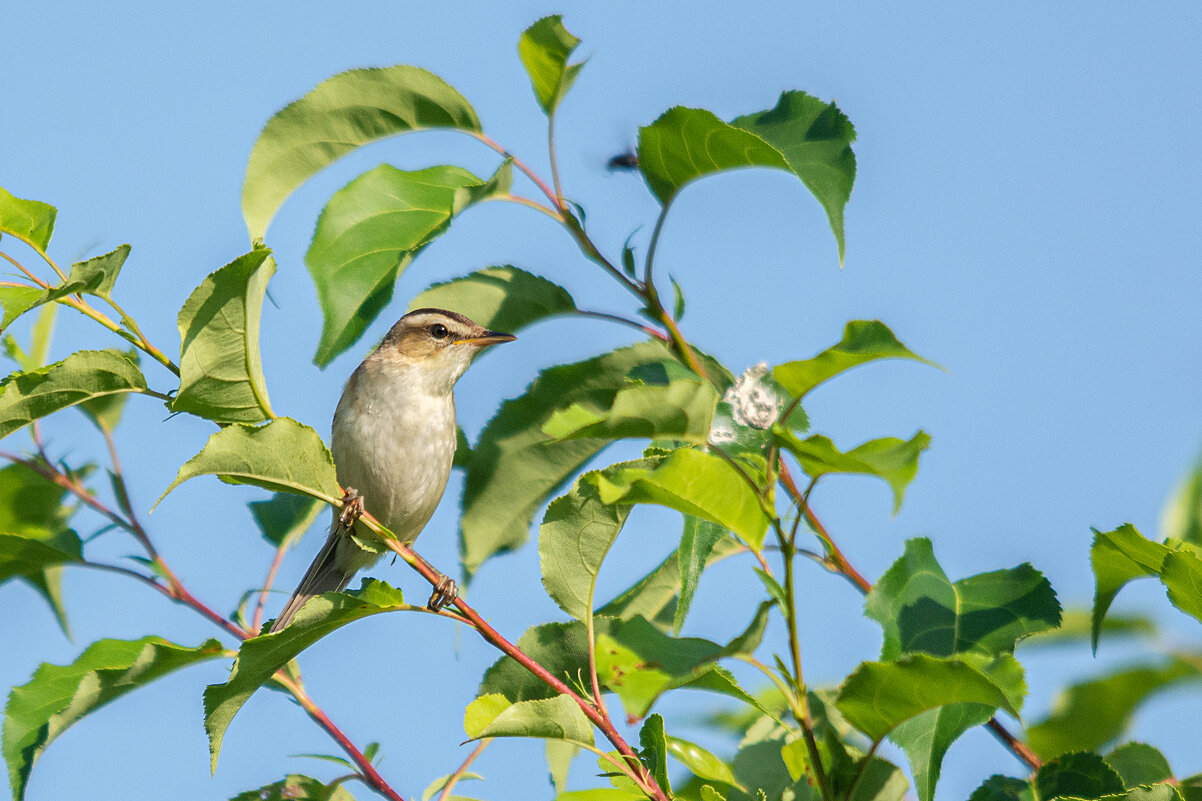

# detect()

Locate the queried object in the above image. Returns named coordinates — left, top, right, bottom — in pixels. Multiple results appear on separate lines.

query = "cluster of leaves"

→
left=3, top=13, right=1202, bottom=801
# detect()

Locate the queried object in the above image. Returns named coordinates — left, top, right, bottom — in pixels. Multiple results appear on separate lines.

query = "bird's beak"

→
left=455, top=330, right=517, bottom=347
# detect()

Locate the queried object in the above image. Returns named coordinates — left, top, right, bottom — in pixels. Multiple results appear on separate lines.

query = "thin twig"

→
left=438, top=740, right=489, bottom=801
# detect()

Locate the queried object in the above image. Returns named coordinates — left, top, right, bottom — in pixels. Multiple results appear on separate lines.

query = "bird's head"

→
left=371, top=308, right=515, bottom=393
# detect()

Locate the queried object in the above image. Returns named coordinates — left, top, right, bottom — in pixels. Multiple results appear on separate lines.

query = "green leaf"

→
left=722, top=601, right=773, bottom=658
left=730, top=92, right=857, bottom=265
left=155, top=417, right=340, bottom=509
left=66, top=244, right=129, bottom=299
left=0, top=187, right=56, bottom=252
left=1160, top=549, right=1202, bottom=624
left=968, top=776, right=1035, bottom=801
left=675, top=516, right=725, bottom=634
left=478, top=621, right=591, bottom=703
left=670, top=276, right=685, bottom=321
left=422, top=771, right=483, bottom=801
left=1021, top=609, right=1155, bottom=649
left=595, top=448, right=770, bottom=550
left=543, top=375, right=717, bottom=444
left=79, top=348, right=139, bottom=433
left=637, top=107, right=791, bottom=206
left=249, top=493, right=323, bottom=547
left=667, top=736, right=737, bottom=787
left=518, top=15, right=584, bottom=115
left=4, top=637, right=225, bottom=800
left=231, top=774, right=356, bottom=801
left=0, top=349, right=147, bottom=441
left=639, top=715, right=672, bottom=795
left=1090, top=524, right=1173, bottom=651
left=546, top=740, right=577, bottom=796
left=460, top=341, right=684, bottom=576
left=773, top=320, right=932, bottom=400
left=0, top=287, right=46, bottom=334
left=539, top=473, right=632, bottom=621
left=774, top=430, right=930, bottom=513
left=409, top=266, right=575, bottom=334
left=1035, top=752, right=1125, bottom=801
left=1025, top=658, right=1201, bottom=759
left=241, top=66, right=481, bottom=241
left=836, top=654, right=1019, bottom=742
left=555, top=791, right=643, bottom=801
left=204, top=580, right=412, bottom=771
left=1162, top=449, right=1202, bottom=545
left=866, top=537, right=1062, bottom=660
left=596, top=537, right=741, bottom=630
left=306, top=164, right=498, bottom=366
left=464, top=694, right=593, bottom=744
left=171, top=249, right=276, bottom=423
left=890, top=704, right=997, bottom=801
left=1105, top=743, right=1173, bottom=789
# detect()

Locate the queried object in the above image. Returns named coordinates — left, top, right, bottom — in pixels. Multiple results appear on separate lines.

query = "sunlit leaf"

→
left=891, top=704, right=997, bottom=801
left=546, top=740, right=577, bottom=797
left=518, top=15, right=585, bottom=114
left=543, top=374, right=718, bottom=444
left=968, top=776, right=1034, bottom=801
left=242, top=66, right=481, bottom=241
left=421, top=771, right=483, bottom=801
left=1105, top=743, right=1173, bottom=789
left=595, top=448, right=770, bottom=550
left=1025, top=658, right=1201, bottom=759
left=171, top=249, right=276, bottom=423
left=464, top=694, right=593, bottom=744
left=1160, top=549, right=1202, bottom=625
left=675, top=516, right=725, bottom=634
left=0, top=187, right=56, bottom=252
left=1035, top=752, right=1125, bottom=800
left=65, top=244, right=129, bottom=299
left=155, top=417, right=340, bottom=509
left=0, top=287, right=46, bottom=334
left=461, top=341, right=686, bottom=577
left=774, top=430, right=930, bottom=513
left=204, top=580, right=412, bottom=771
left=1161, top=449, right=1202, bottom=545
left=730, top=92, right=857, bottom=265
left=639, top=715, right=672, bottom=795
left=4, top=637, right=225, bottom=800
left=866, top=537, right=1062, bottom=660
left=306, top=164, right=501, bottom=366
left=1090, top=524, right=1173, bottom=651
left=1020, top=609, right=1155, bottom=649
left=773, top=320, right=931, bottom=400
left=836, top=654, right=1018, bottom=742
left=667, top=736, right=737, bottom=787
left=539, top=472, right=632, bottom=621
left=409, top=266, right=575, bottom=334
left=0, top=349, right=148, bottom=440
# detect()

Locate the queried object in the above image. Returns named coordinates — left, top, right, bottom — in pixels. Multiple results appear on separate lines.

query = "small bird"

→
left=269, top=308, right=515, bottom=632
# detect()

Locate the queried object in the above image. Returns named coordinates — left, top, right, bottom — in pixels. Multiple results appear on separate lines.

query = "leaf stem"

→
left=468, top=131, right=565, bottom=212
left=438, top=740, right=489, bottom=801
left=548, top=112, right=565, bottom=205
left=573, top=308, right=669, bottom=340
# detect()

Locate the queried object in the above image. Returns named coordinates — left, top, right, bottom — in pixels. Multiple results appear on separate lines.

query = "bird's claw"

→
left=339, top=488, right=365, bottom=530
left=427, top=574, right=458, bottom=612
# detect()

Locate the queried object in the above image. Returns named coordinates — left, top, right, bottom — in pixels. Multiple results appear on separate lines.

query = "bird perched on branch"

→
left=270, top=308, right=515, bottom=632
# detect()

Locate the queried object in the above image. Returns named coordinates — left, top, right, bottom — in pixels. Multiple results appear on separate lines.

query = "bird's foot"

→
left=427, top=574, right=459, bottom=612
left=339, top=488, right=365, bottom=530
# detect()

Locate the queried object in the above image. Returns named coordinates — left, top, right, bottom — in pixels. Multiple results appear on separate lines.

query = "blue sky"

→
left=2, top=3, right=1201, bottom=800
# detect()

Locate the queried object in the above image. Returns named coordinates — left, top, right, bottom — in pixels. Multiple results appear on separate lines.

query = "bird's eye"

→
left=429, top=323, right=449, bottom=340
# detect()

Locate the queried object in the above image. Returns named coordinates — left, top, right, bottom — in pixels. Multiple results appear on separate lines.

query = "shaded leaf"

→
left=464, top=694, right=593, bottom=744
left=518, top=15, right=584, bottom=115
left=242, top=66, right=481, bottom=241
left=722, top=601, right=773, bottom=658
left=249, top=493, right=323, bottom=547
left=172, top=249, right=276, bottom=423
left=1025, top=658, right=1201, bottom=759
left=730, top=92, right=857, bottom=265
left=204, top=580, right=412, bottom=771
left=1162, top=449, right=1202, bottom=545
left=461, top=341, right=686, bottom=576
left=968, top=776, right=1034, bottom=801
left=155, top=417, right=341, bottom=509
left=596, top=448, right=769, bottom=550
left=836, top=654, right=1018, bottom=741
left=1160, top=549, right=1202, bottom=624
left=774, top=430, right=930, bottom=513
left=639, top=715, right=672, bottom=796
left=79, top=348, right=139, bottom=433
left=773, top=320, right=931, bottom=400
left=409, top=266, right=575, bottom=334
left=1091, top=524, right=1173, bottom=651
left=539, top=472, right=632, bottom=621
left=231, top=774, right=356, bottom=801
left=4, top=637, right=225, bottom=800
left=1105, top=743, right=1173, bottom=789
left=0, top=187, right=55, bottom=252
left=1035, top=752, right=1125, bottom=800
left=0, top=349, right=147, bottom=441
left=544, top=372, right=717, bottom=445
left=866, top=537, right=1062, bottom=660
left=890, top=704, right=997, bottom=801
left=306, top=164, right=499, bottom=366
left=65, top=244, right=129, bottom=299
left=1021, top=609, right=1155, bottom=649
left=675, top=516, right=725, bottom=635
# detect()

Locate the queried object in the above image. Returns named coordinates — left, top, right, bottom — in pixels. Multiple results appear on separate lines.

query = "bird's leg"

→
left=339, top=487, right=365, bottom=530
left=427, top=574, right=459, bottom=612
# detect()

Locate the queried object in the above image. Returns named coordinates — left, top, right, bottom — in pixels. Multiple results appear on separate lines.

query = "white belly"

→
left=330, top=360, right=457, bottom=545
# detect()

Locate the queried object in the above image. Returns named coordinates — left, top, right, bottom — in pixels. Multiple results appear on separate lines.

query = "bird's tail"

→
left=269, top=528, right=355, bottom=633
